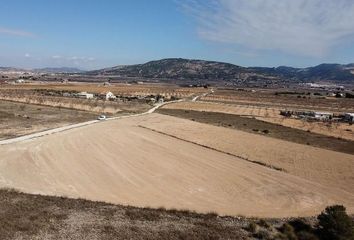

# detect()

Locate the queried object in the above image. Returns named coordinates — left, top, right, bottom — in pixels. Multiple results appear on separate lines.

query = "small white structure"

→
left=77, top=92, right=94, bottom=99
left=313, top=112, right=333, bottom=120
left=15, top=79, right=25, bottom=84
left=344, top=113, right=354, bottom=123
left=103, top=91, right=116, bottom=100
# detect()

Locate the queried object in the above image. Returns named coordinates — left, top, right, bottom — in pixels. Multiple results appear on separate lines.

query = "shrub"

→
left=288, top=219, right=313, bottom=234
left=279, top=223, right=297, bottom=240
left=258, top=219, right=271, bottom=229
left=316, top=205, right=354, bottom=240
left=296, top=231, right=319, bottom=240
left=253, top=229, right=271, bottom=240
left=247, top=221, right=257, bottom=233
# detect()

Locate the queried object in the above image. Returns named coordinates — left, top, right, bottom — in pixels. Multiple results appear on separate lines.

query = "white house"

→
left=15, top=79, right=25, bottom=84
left=103, top=91, right=116, bottom=100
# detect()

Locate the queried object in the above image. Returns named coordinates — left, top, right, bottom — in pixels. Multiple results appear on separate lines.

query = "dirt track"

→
left=0, top=114, right=353, bottom=217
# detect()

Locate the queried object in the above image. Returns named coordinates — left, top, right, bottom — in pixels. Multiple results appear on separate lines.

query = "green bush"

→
left=316, top=205, right=354, bottom=240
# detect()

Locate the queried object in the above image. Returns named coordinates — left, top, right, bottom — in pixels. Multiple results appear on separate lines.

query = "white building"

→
left=344, top=113, right=354, bottom=123
left=15, top=79, right=25, bottom=84
left=104, top=91, right=116, bottom=100
left=77, top=92, right=94, bottom=99
left=313, top=112, right=333, bottom=120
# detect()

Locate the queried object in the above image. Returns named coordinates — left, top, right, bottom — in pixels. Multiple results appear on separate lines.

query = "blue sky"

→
left=1, top=0, right=354, bottom=70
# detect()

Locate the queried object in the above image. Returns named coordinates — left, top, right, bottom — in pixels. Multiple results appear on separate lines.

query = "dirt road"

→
left=0, top=100, right=182, bottom=146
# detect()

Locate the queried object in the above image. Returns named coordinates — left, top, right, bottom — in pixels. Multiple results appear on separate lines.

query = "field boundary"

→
left=137, top=125, right=286, bottom=172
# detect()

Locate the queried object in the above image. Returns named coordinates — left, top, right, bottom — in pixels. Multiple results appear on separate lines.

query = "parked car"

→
left=98, top=115, right=107, bottom=120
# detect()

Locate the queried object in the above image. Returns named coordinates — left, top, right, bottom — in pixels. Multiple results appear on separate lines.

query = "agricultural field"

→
left=0, top=82, right=208, bottom=99
left=0, top=84, right=353, bottom=239
left=157, top=109, right=354, bottom=154
left=0, top=113, right=353, bottom=218
left=201, top=89, right=354, bottom=111
left=162, top=101, right=354, bottom=141
left=0, top=100, right=97, bottom=140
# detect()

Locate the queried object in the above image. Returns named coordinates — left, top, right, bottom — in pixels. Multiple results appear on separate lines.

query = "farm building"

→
left=102, top=91, right=116, bottom=100
left=15, top=79, right=25, bottom=84
left=313, top=112, right=333, bottom=120
left=77, top=92, right=94, bottom=99
left=344, top=113, right=354, bottom=123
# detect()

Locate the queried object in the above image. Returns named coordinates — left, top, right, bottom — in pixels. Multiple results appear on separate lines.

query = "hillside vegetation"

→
left=88, top=58, right=354, bottom=84
left=1, top=189, right=353, bottom=240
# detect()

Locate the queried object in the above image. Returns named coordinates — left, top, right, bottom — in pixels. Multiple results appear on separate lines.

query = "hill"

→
left=88, top=58, right=354, bottom=84
left=34, top=67, right=84, bottom=73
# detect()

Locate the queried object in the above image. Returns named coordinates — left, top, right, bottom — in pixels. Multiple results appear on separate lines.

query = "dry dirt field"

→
left=157, top=109, right=354, bottom=155
left=137, top=114, right=354, bottom=195
left=0, top=100, right=97, bottom=140
left=0, top=82, right=208, bottom=99
left=0, top=113, right=353, bottom=218
left=202, top=89, right=354, bottom=112
left=0, top=88, right=152, bottom=114
left=162, top=101, right=354, bottom=141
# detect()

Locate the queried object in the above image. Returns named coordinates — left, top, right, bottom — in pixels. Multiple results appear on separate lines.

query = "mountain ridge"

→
left=88, top=58, right=354, bottom=84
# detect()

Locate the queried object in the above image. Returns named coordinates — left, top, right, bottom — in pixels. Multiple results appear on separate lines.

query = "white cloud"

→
left=180, top=0, right=354, bottom=57
left=24, top=53, right=30, bottom=58
left=52, top=55, right=62, bottom=59
left=0, top=27, right=35, bottom=37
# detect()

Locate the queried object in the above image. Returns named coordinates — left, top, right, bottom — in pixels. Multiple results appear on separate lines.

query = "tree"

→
left=316, top=205, right=354, bottom=240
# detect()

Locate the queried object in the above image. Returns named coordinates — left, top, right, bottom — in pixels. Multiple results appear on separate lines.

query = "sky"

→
left=1, top=0, right=354, bottom=70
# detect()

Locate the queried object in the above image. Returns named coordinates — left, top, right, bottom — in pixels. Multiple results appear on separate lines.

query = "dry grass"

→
left=0, top=83, right=208, bottom=99
left=0, top=100, right=97, bottom=140
left=0, top=189, right=249, bottom=240
left=202, top=89, right=354, bottom=112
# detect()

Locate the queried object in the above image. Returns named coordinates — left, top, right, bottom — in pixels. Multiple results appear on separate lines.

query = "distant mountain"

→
left=88, top=58, right=354, bottom=84
left=0, top=67, right=29, bottom=72
left=89, top=58, right=245, bottom=80
left=34, top=67, right=84, bottom=74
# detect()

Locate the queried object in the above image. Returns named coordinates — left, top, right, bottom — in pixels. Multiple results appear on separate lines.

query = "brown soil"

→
left=157, top=109, right=354, bottom=155
left=0, top=100, right=97, bottom=140
left=203, top=89, right=354, bottom=112
left=0, top=114, right=353, bottom=218
left=162, top=101, right=354, bottom=141
left=0, top=83, right=208, bottom=99
left=137, top=114, right=354, bottom=196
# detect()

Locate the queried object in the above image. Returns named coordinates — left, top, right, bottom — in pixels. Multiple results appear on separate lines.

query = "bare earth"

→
left=0, top=100, right=97, bottom=140
left=0, top=113, right=353, bottom=218
left=162, top=101, right=354, bottom=141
